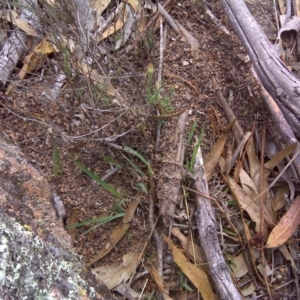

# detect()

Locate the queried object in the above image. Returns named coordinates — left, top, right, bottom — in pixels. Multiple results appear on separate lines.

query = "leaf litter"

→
left=0, top=0, right=300, bottom=298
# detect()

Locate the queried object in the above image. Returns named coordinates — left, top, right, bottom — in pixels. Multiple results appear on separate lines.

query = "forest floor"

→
left=0, top=0, right=297, bottom=299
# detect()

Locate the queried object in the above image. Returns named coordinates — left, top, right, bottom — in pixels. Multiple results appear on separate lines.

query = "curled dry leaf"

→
left=226, top=177, right=261, bottom=232
left=88, top=199, right=139, bottom=266
left=19, top=38, right=55, bottom=80
left=273, top=185, right=290, bottom=212
left=266, top=196, right=300, bottom=248
left=205, top=120, right=236, bottom=181
left=163, top=234, right=218, bottom=300
left=245, top=136, right=260, bottom=181
left=171, top=227, right=207, bottom=268
left=91, top=252, right=140, bottom=290
left=3, top=10, right=39, bottom=37
left=263, top=142, right=297, bottom=181
left=239, top=167, right=259, bottom=199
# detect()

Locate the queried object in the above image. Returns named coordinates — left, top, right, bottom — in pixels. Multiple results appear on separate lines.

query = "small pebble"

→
left=164, top=254, right=173, bottom=263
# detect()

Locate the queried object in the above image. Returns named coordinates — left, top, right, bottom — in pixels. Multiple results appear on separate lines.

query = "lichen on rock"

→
left=0, top=211, right=98, bottom=299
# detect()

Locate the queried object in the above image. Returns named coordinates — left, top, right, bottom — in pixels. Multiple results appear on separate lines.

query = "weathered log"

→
left=219, top=0, right=300, bottom=139
left=0, top=132, right=113, bottom=299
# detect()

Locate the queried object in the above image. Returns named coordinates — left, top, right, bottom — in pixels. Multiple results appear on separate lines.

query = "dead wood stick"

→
left=158, top=109, right=188, bottom=234
left=212, top=76, right=251, bottom=174
left=212, top=76, right=244, bottom=142
left=252, top=70, right=300, bottom=177
left=219, top=0, right=300, bottom=138
left=193, top=144, right=243, bottom=300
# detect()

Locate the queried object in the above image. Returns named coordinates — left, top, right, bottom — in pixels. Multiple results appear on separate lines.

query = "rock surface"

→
left=0, top=132, right=113, bottom=299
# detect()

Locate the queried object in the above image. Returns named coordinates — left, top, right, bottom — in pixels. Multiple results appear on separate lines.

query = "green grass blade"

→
left=137, top=182, right=148, bottom=194
left=123, top=155, right=145, bottom=177
left=187, top=120, right=198, bottom=146
left=113, top=202, right=125, bottom=214
left=124, top=146, right=153, bottom=178
left=66, top=212, right=124, bottom=229
left=102, top=156, right=122, bottom=168
left=71, top=159, right=123, bottom=199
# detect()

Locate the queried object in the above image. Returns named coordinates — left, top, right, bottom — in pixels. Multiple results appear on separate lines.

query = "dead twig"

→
left=193, top=142, right=243, bottom=299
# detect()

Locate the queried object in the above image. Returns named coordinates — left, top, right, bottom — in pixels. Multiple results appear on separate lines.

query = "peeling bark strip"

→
left=157, top=110, right=188, bottom=232
left=219, top=0, right=300, bottom=138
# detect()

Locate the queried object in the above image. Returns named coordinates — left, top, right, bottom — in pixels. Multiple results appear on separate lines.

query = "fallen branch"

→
left=251, top=68, right=300, bottom=177
left=193, top=143, right=243, bottom=299
left=219, top=0, right=300, bottom=138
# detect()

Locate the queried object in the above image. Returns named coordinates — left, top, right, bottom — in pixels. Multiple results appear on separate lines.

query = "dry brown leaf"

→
left=78, top=62, right=117, bottom=97
left=231, top=253, right=249, bottom=278
left=241, top=282, right=256, bottom=296
left=88, top=199, right=139, bottom=266
left=266, top=196, right=300, bottom=248
left=2, top=10, right=39, bottom=37
left=99, top=7, right=128, bottom=41
left=88, top=223, right=130, bottom=266
left=205, top=120, right=236, bottom=181
left=91, top=252, right=140, bottom=290
left=277, top=0, right=286, bottom=14
left=123, top=198, right=139, bottom=223
left=163, top=234, right=218, bottom=300
left=18, top=38, right=55, bottom=80
left=89, top=0, right=111, bottom=17
left=263, top=142, right=297, bottom=180
left=273, top=185, right=289, bottom=212
left=246, top=136, right=260, bottom=181
left=227, top=177, right=261, bottom=232
left=149, top=266, right=164, bottom=292
left=171, top=227, right=207, bottom=267
left=219, top=155, right=226, bottom=173
left=239, top=168, right=259, bottom=199
left=278, top=245, right=297, bottom=271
